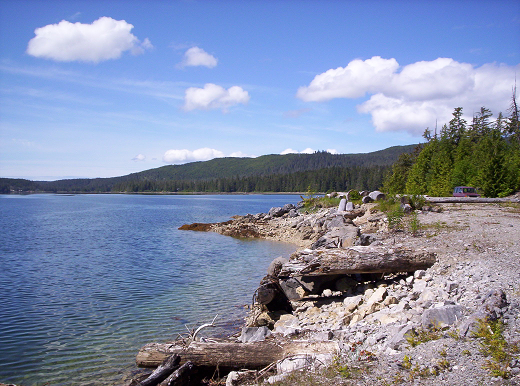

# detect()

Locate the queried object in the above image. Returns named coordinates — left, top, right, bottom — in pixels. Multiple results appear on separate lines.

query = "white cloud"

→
left=297, top=56, right=519, bottom=135
left=26, top=17, right=152, bottom=63
left=296, top=56, right=399, bottom=101
left=179, top=46, right=218, bottom=68
left=162, top=148, right=254, bottom=163
left=183, top=83, right=250, bottom=112
left=281, top=148, right=338, bottom=155
left=229, top=151, right=254, bottom=158
left=132, top=154, right=146, bottom=161
left=163, top=148, right=225, bottom=163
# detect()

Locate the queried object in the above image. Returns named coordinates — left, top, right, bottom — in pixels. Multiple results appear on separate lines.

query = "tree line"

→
left=111, top=165, right=390, bottom=193
left=384, top=94, right=520, bottom=197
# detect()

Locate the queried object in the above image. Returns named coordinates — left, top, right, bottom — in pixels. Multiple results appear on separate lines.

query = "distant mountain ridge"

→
left=1, top=144, right=418, bottom=193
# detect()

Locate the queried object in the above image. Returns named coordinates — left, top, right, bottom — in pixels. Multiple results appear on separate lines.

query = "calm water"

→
left=0, top=194, right=299, bottom=386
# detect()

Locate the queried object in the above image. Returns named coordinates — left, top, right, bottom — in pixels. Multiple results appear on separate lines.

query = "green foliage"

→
left=387, top=204, right=404, bottom=230
left=387, top=104, right=520, bottom=198
left=473, top=318, right=519, bottom=379
left=408, top=211, right=421, bottom=235
left=383, top=151, right=416, bottom=194
left=301, top=195, right=342, bottom=212
left=406, top=324, right=443, bottom=347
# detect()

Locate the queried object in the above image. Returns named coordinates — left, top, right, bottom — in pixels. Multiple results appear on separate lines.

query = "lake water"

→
left=0, top=194, right=299, bottom=386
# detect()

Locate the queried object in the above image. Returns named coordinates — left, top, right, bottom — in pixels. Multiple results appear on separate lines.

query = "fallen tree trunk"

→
left=424, top=196, right=520, bottom=204
left=137, top=340, right=339, bottom=369
left=279, top=246, right=436, bottom=277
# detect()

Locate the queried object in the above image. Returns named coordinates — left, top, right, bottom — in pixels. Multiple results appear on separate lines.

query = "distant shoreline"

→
left=2, top=191, right=309, bottom=196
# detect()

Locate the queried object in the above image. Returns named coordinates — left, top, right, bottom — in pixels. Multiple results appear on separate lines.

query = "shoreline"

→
left=133, top=195, right=520, bottom=385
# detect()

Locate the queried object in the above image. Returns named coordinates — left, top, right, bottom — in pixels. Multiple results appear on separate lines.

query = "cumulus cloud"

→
left=281, top=148, right=337, bottom=155
left=163, top=148, right=225, bottom=163
left=179, top=46, right=218, bottom=68
left=183, top=83, right=250, bottom=112
left=297, top=56, right=519, bottom=135
left=162, top=148, right=254, bottom=163
left=229, top=151, right=254, bottom=158
left=132, top=154, right=146, bottom=161
left=26, top=17, right=152, bottom=63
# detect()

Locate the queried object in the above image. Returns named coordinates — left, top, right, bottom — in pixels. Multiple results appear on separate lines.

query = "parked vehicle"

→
left=453, top=186, right=480, bottom=197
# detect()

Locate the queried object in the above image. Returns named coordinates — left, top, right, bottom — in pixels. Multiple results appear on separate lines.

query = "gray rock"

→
left=421, top=304, right=464, bottom=328
left=338, top=198, right=347, bottom=211
left=280, top=278, right=307, bottom=300
left=346, top=201, right=354, bottom=211
left=267, top=256, right=289, bottom=277
left=356, top=233, right=376, bottom=246
left=282, top=203, right=295, bottom=212
left=385, top=324, right=414, bottom=350
left=401, top=203, right=413, bottom=213
left=287, top=209, right=299, bottom=218
left=324, top=215, right=347, bottom=230
left=268, top=206, right=285, bottom=217
left=459, top=289, right=508, bottom=337
left=239, top=326, right=272, bottom=343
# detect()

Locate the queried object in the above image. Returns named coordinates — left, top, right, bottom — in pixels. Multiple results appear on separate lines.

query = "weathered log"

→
left=159, top=361, right=195, bottom=386
left=137, top=340, right=339, bottom=369
left=139, top=354, right=181, bottom=386
left=278, top=246, right=436, bottom=277
left=424, top=196, right=520, bottom=204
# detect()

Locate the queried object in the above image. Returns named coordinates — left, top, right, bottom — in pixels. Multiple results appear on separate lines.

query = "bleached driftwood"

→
left=136, top=340, right=339, bottom=369
left=424, top=196, right=520, bottom=204
left=278, top=246, right=436, bottom=277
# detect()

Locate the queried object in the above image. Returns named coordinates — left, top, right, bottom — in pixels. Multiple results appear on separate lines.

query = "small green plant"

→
left=447, top=328, right=461, bottom=340
left=407, top=211, right=421, bottom=235
left=406, top=324, right=443, bottom=347
left=472, top=318, right=519, bottom=379
left=437, top=358, right=450, bottom=370
left=409, top=194, right=426, bottom=209
left=387, top=204, right=404, bottom=230
left=401, top=355, right=412, bottom=370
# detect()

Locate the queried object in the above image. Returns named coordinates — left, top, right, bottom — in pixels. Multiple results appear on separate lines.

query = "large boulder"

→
left=421, top=304, right=464, bottom=328
left=459, top=289, right=508, bottom=337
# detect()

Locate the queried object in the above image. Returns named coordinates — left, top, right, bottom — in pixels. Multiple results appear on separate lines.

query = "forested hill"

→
left=114, top=144, right=415, bottom=181
left=1, top=144, right=417, bottom=193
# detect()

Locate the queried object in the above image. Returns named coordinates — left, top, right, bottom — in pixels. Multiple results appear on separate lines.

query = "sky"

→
left=0, top=0, right=519, bottom=180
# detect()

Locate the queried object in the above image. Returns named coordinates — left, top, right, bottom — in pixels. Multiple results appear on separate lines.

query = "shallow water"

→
left=0, top=194, right=298, bottom=385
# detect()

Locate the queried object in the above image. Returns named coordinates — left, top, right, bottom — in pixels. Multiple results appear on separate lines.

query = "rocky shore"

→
left=137, top=193, right=520, bottom=386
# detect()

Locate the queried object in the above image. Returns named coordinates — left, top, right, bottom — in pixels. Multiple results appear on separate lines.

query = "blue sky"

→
left=1, top=0, right=519, bottom=180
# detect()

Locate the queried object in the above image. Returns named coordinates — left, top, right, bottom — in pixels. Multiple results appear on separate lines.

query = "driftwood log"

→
left=137, top=340, right=339, bottom=369
left=424, top=196, right=520, bottom=204
left=278, top=246, right=436, bottom=277
left=159, top=361, right=195, bottom=386
left=138, top=354, right=181, bottom=386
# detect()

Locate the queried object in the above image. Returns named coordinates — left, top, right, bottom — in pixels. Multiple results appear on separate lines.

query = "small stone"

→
left=322, top=289, right=333, bottom=297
